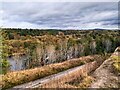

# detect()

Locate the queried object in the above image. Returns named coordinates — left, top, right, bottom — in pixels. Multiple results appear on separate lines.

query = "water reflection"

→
left=8, top=55, right=28, bottom=71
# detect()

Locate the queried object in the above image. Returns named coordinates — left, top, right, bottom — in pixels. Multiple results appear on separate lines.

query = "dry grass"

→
left=39, top=60, right=102, bottom=88
left=77, top=76, right=94, bottom=88
left=40, top=74, right=94, bottom=89
left=1, top=55, right=102, bottom=89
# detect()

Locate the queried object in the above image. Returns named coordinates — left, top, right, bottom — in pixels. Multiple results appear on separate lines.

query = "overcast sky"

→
left=0, top=2, right=118, bottom=29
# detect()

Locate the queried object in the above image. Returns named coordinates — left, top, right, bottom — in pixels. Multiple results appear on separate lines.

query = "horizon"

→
left=1, top=27, right=119, bottom=30
left=0, top=2, right=118, bottom=29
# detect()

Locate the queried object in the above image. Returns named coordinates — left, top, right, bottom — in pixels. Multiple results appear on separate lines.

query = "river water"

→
left=7, top=55, right=28, bottom=71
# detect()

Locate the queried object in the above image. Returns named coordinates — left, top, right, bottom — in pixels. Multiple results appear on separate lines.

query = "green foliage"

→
left=68, top=38, right=76, bottom=47
left=0, top=29, right=10, bottom=74
left=8, top=33, right=14, bottom=39
left=55, top=44, right=61, bottom=50
left=0, top=59, right=10, bottom=68
left=76, top=39, right=82, bottom=44
left=112, top=55, right=120, bottom=72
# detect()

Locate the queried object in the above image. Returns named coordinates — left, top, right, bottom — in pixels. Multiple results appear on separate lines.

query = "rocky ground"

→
left=89, top=49, right=119, bottom=88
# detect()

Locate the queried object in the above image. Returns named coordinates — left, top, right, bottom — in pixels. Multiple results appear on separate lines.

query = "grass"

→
left=40, top=65, right=96, bottom=88
left=112, top=55, right=120, bottom=72
left=0, top=55, right=101, bottom=89
left=77, top=76, right=94, bottom=88
left=61, top=71, right=94, bottom=88
left=111, top=47, right=120, bottom=72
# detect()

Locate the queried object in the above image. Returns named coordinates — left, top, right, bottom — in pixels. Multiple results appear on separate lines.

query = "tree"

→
left=0, top=29, right=10, bottom=74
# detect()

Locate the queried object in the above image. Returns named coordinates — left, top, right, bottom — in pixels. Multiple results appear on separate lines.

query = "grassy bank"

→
left=1, top=55, right=103, bottom=89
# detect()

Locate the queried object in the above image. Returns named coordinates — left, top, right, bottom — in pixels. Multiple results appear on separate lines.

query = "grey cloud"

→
left=1, top=2, right=118, bottom=29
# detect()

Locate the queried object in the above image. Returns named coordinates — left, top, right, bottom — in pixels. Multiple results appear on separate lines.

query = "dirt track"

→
left=12, top=60, right=101, bottom=88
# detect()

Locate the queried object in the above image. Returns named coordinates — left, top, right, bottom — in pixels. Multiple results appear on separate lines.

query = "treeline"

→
left=2, top=28, right=120, bottom=39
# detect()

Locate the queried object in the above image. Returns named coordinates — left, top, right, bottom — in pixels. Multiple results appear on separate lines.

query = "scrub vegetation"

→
left=0, top=28, right=120, bottom=89
left=1, top=28, right=120, bottom=73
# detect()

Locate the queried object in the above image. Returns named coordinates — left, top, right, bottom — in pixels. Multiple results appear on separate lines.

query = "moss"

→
left=113, top=63, right=120, bottom=72
left=111, top=55, right=120, bottom=73
left=112, top=56, right=120, bottom=62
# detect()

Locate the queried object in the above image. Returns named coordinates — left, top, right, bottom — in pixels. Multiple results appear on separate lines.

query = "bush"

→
left=0, top=59, right=10, bottom=74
